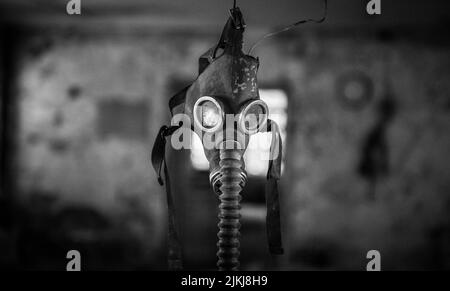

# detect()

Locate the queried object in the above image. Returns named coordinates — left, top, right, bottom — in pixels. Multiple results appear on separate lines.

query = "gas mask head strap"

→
left=151, top=123, right=183, bottom=270
left=151, top=83, right=201, bottom=269
left=263, top=119, right=284, bottom=255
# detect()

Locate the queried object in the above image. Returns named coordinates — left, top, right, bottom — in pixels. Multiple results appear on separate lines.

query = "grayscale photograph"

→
left=0, top=0, right=449, bottom=276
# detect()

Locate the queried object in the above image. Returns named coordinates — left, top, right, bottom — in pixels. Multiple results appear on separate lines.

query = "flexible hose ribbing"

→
left=215, top=148, right=245, bottom=271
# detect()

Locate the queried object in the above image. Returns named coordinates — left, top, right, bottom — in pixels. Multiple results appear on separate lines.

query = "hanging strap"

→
left=151, top=124, right=183, bottom=270
left=265, top=120, right=284, bottom=255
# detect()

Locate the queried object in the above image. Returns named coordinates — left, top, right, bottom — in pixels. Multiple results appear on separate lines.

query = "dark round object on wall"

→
left=67, top=85, right=83, bottom=100
left=336, top=71, right=374, bottom=110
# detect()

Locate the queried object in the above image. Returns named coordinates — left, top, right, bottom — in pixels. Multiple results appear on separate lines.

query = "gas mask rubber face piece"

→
left=153, top=8, right=283, bottom=271
left=186, top=46, right=266, bottom=190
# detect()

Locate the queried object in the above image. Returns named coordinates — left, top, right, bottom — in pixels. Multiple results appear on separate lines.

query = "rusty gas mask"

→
left=152, top=7, right=283, bottom=271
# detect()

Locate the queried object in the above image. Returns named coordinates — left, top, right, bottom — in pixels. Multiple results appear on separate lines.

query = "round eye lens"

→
left=201, top=101, right=221, bottom=129
left=239, top=100, right=268, bottom=135
left=193, top=96, right=223, bottom=132
left=244, top=105, right=264, bottom=131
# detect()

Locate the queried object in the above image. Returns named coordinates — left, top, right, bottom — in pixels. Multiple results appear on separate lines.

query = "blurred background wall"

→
left=0, top=0, right=449, bottom=270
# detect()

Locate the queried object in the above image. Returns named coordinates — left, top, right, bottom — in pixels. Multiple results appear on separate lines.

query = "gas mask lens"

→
left=239, top=100, right=268, bottom=135
left=194, top=96, right=224, bottom=132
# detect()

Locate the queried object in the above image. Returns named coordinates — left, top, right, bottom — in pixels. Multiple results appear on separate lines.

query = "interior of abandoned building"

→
left=0, top=0, right=449, bottom=270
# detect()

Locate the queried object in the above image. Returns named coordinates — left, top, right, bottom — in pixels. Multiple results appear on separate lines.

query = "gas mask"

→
left=152, top=6, right=283, bottom=271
